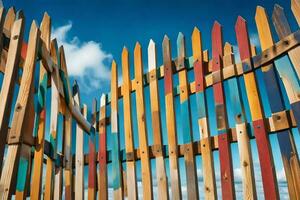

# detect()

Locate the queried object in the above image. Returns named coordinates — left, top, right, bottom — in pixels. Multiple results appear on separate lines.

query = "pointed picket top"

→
left=4, top=7, right=16, bottom=33
left=255, top=6, right=274, bottom=50
left=235, top=16, right=251, bottom=61
left=112, top=59, right=117, bottom=69
left=16, top=10, right=24, bottom=20
left=162, top=35, right=171, bottom=64
left=40, top=12, right=51, bottom=48
left=122, top=46, right=129, bottom=70
left=100, top=94, right=106, bottom=107
left=148, top=39, right=157, bottom=72
left=291, top=0, right=300, bottom=26
left=192, top=26, right=202, bottom=61
left=212, top=21, right=223, bottom=57
left=272, top=4, right=292, bottom=39
left=134, top=41, right=143, bottom=78
left=177, top=32, right=186, bottom=59
left=224, top=42, right=233, bottom=56
left=134, top=42, right=142, bottom=66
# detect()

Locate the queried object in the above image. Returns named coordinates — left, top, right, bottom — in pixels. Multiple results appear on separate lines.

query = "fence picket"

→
left=148, top=39, right=169, bottom=200
left=0, top=13, right=24, bottom=172
left=98, top=94, right=108, bottom=200
left=177, top=32, right=199, bottom=199
left=122, top=47, right=138, bottom=199
left=134, top=42, right=153, bottom=199
left=74, top=81, right=85, bottom=200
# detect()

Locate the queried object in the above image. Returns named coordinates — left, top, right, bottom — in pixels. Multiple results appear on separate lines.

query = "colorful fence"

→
left=0, top=0, right=299, bottom=200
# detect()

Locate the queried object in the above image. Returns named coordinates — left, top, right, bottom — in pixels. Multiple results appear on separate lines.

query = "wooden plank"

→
left=59, top=46, right=74, bottom=200
left=0, top=7, right=5, bottom=71
left=148, top=39, right=169, bottom=200
left=98, top=94, right=108, bottom=200
left=0, top=15, right=24, bottom=171
left=53, top=152, right=63, bottom=200
left=134, top=42, right=153, bottom=199
left=44, top=39, right=60, bottom=200
left=162, top=35, right=181, bottom=199
left=0, top=21, right=39, bottom=200
left=30, top=13, right=51, bottom=200
left=0, top=7, right=15, bottom=72
left=236, top=14, right=284, bottom=200
left=192, top=27, right=217, bottom=199
left=122, top=47, right=138, bottom=200
left=273, top=4, right=300, bottom=81
left=223, top=42, right=257, bottom=199
left=292, top=0, right=300, bottom=25
left=88, top=99, right=97, bottom=200
left=255, top=7, right=300, bottom=199
left=74, top=82, right=85, bottom=200
left=211, top=22, right=235, bottom=199
left=14, top=73, right=35, bottom=200
left=111, top=60, right=123, bottom=199
left=177, top=32, right=199, bottom=199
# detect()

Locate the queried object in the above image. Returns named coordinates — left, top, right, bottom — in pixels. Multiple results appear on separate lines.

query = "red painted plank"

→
left=218, top=133, right=235, bottom=199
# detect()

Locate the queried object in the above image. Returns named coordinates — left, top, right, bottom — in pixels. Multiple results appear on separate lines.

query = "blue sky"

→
left=2, top=0, right=300, bottom=199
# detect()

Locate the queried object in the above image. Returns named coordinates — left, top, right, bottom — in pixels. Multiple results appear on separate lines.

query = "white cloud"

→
left=52, top=22, right=112, bottom=93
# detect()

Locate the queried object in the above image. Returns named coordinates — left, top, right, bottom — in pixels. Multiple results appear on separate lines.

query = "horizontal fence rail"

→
left=0, top=1, right=299, bottom=200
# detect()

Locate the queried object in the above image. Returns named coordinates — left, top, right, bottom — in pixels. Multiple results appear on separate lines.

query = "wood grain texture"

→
left=74, top=82, right=85, bottom=200
left=59, top=47, right=74, bottom=200
left=0, top=16, right=24, bottom=171
left=148, top=39, right=169, bottom=200
left=30, top=13, right=51, bottom=200
left=0, top=21, right=39, bottom=200
left=98, top=94, right=108, bottom=200
left=134, top=42, right=153, bottom=199
left=192, top=27, right=217, bottom=199
left=163, top=35, right=181, bottom=199
left=88, top=100, right=97, bottom=200
left=44, top=39, right=60, bottom=200
left=111, top=60, right=123, bottom=199
left=211, top=21, right=235, bottom=199
left=177, top=32, right=199, bottom=200
left=122, top=47, right=138, bottom=200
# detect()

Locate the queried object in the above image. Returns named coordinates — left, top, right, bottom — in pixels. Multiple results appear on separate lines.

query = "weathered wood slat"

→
left=111, top=60, right=123, bottom=199
left=177, top=32, right=199, bottom=200
left=148, top=39, right=169, bottom=200
left=98, top=94, right=108, bottom=200
left=163, top=35, right=182, bottom=199
left=0, top=15, right=24, bottom=172
left=44, top=39, right=60, bottom=200
left=0, top=21, right=39, bottom=200
left=211, top=22, right=236, bottom=199
left=74, top=82, right=85, bottom=200
left=60, top=47, right=73, bottom=200
left=30, top=13, right=51, bottom=199
left=192, top=27, right=217, bottom=200
left=88, top=99, right=97, bottom=200
left=134, top=42, right=153, bottom=199
left=122, top=47, right=138, bottom=200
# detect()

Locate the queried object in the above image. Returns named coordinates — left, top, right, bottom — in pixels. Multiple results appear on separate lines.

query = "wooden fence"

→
left=0, top=0, right=299, bottom=200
